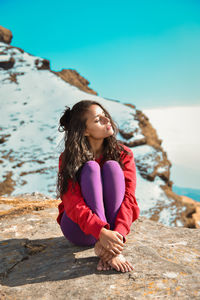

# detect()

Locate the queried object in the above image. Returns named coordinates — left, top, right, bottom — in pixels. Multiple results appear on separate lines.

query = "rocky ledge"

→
left=53, top=69, right=98, bottom=95
left=0, top=194, right=200, bottom=300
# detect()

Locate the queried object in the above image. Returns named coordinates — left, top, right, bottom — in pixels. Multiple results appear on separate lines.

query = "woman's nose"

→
left=101, top=116, right=109, bottom=124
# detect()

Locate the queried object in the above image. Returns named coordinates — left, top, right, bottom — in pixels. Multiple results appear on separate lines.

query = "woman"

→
left=56, top=99, right=140, bottom=272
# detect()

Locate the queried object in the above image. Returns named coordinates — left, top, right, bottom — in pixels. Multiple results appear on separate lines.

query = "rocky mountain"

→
left=0, top=25, right=199, bottom=229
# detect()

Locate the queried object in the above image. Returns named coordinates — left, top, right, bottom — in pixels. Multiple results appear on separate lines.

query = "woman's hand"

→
left=100, top=249, right=114, bottom=262
left=94, top=241, right=114, bottom=261
left=99, top=228, right=124, bottom=255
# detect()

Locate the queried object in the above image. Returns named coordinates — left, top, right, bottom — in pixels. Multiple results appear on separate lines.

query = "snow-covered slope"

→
left=0, top=41, right=189, bottom=227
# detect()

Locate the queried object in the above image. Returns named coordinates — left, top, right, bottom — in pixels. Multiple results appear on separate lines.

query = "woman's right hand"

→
left=99, top=227, right=124, bottom=255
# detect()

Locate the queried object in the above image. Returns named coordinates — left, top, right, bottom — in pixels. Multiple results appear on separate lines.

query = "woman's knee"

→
left=102, top=160, right=121, bottom=170
left=102, top=160, right=124, bottom=181
left=81, top=160, right=101, bottom=175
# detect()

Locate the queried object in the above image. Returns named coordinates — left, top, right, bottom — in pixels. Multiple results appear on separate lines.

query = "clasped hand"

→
left=99, top=227, right=124, bottom=257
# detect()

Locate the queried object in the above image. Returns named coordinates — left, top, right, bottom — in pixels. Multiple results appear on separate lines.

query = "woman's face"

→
left=84, top=105, right=114, bottom=140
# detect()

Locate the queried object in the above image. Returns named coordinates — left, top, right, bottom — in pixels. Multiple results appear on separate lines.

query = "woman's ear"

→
left=84, top=130, right=89, bottom=137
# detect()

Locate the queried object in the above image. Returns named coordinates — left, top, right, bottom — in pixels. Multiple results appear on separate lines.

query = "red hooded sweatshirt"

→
left=56, top=144, right=140, bottom=241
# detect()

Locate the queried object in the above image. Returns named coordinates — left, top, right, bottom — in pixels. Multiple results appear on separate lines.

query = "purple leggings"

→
left=60, top=160, right=125, bottom=246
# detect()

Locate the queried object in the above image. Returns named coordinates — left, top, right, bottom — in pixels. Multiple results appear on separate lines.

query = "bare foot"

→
left=94, top=241, right=113, bottom=261
left=94, top=241, right=102, bottom=256
left=108, top=254, right=134, bottom=273
left=97, top=258, right=111, bottom=271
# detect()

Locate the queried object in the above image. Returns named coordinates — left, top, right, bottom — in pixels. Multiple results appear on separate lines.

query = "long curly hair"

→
left=56, top=99, right=130, bottom=198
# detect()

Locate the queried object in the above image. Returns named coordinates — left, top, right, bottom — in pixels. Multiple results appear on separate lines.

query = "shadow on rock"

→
left=0, top=236, right=110, bottom=287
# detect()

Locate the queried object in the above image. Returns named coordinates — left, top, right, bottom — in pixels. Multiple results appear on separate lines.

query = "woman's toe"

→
left=102, top=261, right=109, bottom=271
left=97, top=259, right=103, bottom=271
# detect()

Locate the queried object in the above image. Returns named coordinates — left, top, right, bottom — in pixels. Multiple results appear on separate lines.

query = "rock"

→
left=0, top=172, right=16, bottom=197
left=0, top=56, right=15, bottom=70
left=180, top=195, right=200, bottom=228
left=35, top=58, right=50, bottom=70
left=134, top=145, right=170, bottom=183
left=122, top=105, right=195, bottom=229
left=119, top=128, right=146, bottom=146
left=120, top=105, right=172, bottom=189
left=0, top=195, right=60, bottom=219
left=161, top=186, right=200, bottom=229
left=0, top=134, right=11, bottom=144
left=0, top=26, right=13, bottom=44
left=53, top=69, right=98, bottom=95
left=0, top=195, right=200, bottom=299
left=134, top=109, right=162, bottom=149
left=130, top=108, right=171, bottom=186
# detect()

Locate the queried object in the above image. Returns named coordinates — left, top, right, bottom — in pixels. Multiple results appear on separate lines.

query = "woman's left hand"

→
left=94, top=240, right=115, bottom=261
left=99, top=228, right=124, bottom=255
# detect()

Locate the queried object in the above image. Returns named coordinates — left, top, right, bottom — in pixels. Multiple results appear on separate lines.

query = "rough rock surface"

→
left=0, top=26, right=13, bottom=44
left=53, top=69, right=98, bottom=95
left=0, top=195, right=200, bottom=300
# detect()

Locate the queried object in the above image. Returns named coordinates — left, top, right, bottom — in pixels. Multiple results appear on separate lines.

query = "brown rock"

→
left=180, top=195, right=200, bottom=228
left=0, top=57, right=15, bottom=70
left=53, top=69, right=98, bottom=95
left=0, top=134, right=11, bottom=144
left=0, top=26, right=13, bottom=44
left=134, top=148, right=170, bottom=183
left=0, top=196, right=200, bottom=299
left=161, top=185, right=200, bottom=228
left=0, top=172, right=16, bottom=197
left=123, top=105, right=176, bottom=196
left=7, top=72, right=25, bottom=84
left=119, top=128, right=147, bottom=147
left=134, top=108, right=162, bottom=149
left=0, top=194, right=60, bottom=219
left=35, top=58, right=50, bottom=70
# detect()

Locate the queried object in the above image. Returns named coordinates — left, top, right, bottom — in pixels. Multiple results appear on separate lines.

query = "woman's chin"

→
left=106, top=130, right=114, bottom=137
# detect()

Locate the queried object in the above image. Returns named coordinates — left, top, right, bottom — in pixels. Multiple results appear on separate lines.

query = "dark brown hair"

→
left=56, top=99, right=130, bottom=198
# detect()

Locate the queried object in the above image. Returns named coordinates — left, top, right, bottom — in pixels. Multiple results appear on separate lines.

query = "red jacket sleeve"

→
left=59, top=155, right=110, bottom=240
left=114, top=148, right=140, bottom=240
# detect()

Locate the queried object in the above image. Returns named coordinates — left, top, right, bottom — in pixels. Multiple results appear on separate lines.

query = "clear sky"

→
left=1, top=0, right=200, bottom=109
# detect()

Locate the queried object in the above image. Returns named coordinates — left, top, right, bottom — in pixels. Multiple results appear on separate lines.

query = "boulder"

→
left=0, top=26, right=13, bottom=44
left=0, top=56, right=15, bottom=70
left=35, top=58, right=50, bottom=70
left=0, top=194, right=200, bottom=299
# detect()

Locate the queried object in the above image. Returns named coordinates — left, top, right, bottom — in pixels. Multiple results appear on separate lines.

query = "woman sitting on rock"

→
left=56, top=99, right=140, bottom=272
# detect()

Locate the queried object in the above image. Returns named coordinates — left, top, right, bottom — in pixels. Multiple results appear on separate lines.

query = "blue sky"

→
left=1, top=0, right=200, bottom=109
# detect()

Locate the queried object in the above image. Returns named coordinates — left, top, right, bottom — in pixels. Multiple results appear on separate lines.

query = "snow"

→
left=134, top=167, right=179, bottom=226
left=0, top=54, right=12, bottom=62
left=133, top=145, right=164, bottom=175
left=117, top=129, right=144, bottom=144
left=1, top=52, right=144, bottom=198
left=157, top=166, right=168, bottom=173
